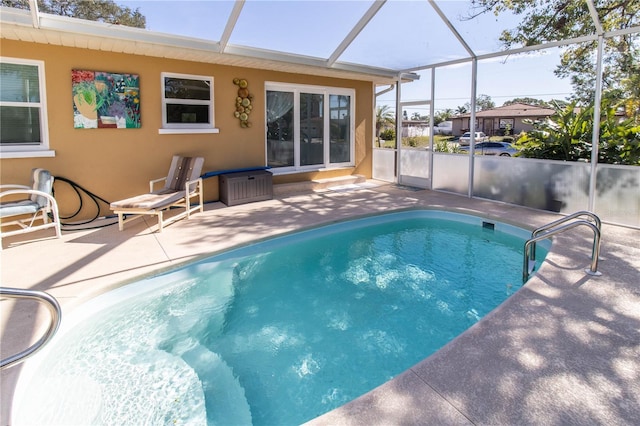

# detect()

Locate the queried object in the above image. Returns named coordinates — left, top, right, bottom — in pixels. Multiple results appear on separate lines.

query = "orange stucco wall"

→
left=0, top=39, right=374, bottom=221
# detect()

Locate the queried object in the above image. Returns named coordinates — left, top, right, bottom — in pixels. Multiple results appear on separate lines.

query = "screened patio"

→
left=1, top=0, right=638, bottom=228
left=2, top=2, right=640, bottom=424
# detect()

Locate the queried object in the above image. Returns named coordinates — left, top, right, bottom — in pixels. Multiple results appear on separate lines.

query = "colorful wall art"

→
left=72, top=69, right=140, bottom=129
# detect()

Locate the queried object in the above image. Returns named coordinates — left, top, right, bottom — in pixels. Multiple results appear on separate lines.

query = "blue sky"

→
left=119, top=1, right=575, bottom=112
left=380, top=49, right=573, bottom=115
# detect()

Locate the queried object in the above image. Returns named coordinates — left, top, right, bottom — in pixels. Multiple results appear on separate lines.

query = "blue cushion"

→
left=0, top=200, right=40, bottom=218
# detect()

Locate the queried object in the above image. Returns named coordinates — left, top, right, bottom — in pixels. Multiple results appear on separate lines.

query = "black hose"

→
left=51, top=176, right=217, bottom=231
left=52, top=176, right=117, bottom=229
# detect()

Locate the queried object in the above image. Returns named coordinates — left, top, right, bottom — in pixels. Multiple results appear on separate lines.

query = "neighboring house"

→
left=0, top=8, right=400, bottom=222
left=451, top=103, right=555, bottom=137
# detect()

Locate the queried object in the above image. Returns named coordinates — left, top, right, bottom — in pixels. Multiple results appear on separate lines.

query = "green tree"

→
left=376, top=104, right=395, bottom=139
left=469, top=0, right=639, bottom=104
left=620, top=71, right=640, bottom=122
left=502, top=98, right=571, bottom=110
left=503, top=98, right=551, bottom=107
left=435, top=108, right=454, bottom=124
left=464, top=94, right=495, bottom=112
left=455, top=105, right=469, bottom=115
left=596, top=98, right=640, bottom=165
left=515, top=98, right=640, bottom=165
left=2, top=0, right=146, bottom=28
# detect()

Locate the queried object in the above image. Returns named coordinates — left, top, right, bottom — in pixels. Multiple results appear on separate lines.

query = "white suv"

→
left=459, top=132, right=488, bottom=146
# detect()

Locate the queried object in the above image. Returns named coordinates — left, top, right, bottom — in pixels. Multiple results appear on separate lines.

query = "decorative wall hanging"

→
left=233, top=78, right=252, bottom=128
left=72, top=69, right=141, bottom=129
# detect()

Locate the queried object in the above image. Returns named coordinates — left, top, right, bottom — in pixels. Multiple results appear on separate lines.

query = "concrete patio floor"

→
left=1, top=183, right=639, bottom=425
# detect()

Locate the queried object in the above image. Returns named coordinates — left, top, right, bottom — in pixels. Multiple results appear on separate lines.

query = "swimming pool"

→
left=13, top=210, right=549, bottom=425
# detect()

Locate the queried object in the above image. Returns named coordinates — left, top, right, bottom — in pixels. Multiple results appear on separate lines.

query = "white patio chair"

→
left=110, top=155, right=204, bottom=232
left=0, top=168, right=62, bottom=240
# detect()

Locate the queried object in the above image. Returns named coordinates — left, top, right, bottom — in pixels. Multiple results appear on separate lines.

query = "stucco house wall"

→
left=0, top=39, right=375, bottom=221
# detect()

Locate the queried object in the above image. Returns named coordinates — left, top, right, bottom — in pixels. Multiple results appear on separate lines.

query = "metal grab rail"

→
left=0, top=287, right=61, bottom=370
left=529, top=211, right=602, bottom=263
left=523, top=218, right=602, bottom=283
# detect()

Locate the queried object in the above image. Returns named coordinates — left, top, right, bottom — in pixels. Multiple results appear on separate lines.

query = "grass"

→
left=377, top=135, right=516, bottom=153
left=377, top=135, right=455, bottom=150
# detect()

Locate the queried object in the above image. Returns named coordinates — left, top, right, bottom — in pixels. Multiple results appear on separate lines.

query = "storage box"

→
left=219, top=170, right=273, bottom=206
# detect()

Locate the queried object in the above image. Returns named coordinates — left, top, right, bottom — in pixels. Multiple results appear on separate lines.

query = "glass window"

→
left=266, top=91, right=294, bottom=167
left=300, top=93, right=324, bottom=166
left=499, top=118, right=514, bottom=129
left=265, top=82, right=354, bottom=171
left=0, top=58, right=49, bottom=153
left=161, top=72, right=214, bottom=129
left=330, top=94, right=351, bottom=164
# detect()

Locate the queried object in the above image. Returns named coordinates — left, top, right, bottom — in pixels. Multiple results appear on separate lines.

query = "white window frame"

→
left=499, top=118, right=514, bottom=129
left=265, top=81, right=355, bottom=174
left=0, top=57, right=53, bottom=158
left=159, top=72, right=218, bottom=134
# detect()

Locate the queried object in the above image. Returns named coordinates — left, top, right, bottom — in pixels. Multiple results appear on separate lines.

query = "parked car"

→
left=458, top=131, right=488, bottom=146
left=459, top=141, right=518, bottom=156
left=433, top=121, right=453, bottom=135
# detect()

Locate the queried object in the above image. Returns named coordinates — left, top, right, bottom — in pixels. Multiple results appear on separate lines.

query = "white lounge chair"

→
left=0, top=168, right=62, bottom=240
left=110, top=155, right=204, bottom=232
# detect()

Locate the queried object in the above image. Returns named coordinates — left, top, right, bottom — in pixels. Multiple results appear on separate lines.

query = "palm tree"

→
left=376, top=104, right=395, bottom=138
left=435, top=108, right=454, bottom=124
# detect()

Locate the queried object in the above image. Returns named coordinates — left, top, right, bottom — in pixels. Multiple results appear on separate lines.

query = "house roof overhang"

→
left=0, top=6, right=418, bottom=85
left=1, top=2, right=638, bottom=90
left=457, top=103, right=556, bottom=119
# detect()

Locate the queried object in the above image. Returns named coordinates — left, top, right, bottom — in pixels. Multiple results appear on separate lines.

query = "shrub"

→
left=379, top=128, right=395, bottom=140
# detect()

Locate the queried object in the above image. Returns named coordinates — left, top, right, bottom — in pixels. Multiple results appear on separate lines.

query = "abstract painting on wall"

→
left=72, top=69, right=141, bottom=129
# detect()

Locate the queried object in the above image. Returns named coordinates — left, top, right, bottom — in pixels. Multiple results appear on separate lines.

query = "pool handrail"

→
left=529, top=211, right=601, bottom=263
left=0, top=287, right=61, bottom=370
left=523, top=218, right=601, bottom=282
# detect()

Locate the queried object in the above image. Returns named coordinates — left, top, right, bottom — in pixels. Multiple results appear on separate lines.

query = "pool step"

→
left=274, top=175, right=367, bottom=196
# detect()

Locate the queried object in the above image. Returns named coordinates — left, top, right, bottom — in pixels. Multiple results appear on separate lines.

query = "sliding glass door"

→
left=266, top=83, right=354, bottom=172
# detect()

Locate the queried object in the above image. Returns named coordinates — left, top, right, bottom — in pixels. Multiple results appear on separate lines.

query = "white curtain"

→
left=266, top=91, right=293, bottom=123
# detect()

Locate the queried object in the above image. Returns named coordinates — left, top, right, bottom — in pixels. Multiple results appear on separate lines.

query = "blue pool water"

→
left=14, top=210, right=548, bottom=425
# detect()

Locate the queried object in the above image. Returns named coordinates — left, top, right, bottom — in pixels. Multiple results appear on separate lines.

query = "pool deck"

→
left=1, top=182, right=639, bottom=425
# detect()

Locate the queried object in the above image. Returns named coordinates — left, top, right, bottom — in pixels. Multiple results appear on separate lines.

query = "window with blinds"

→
left=0, top=58, right=48, bottom=153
